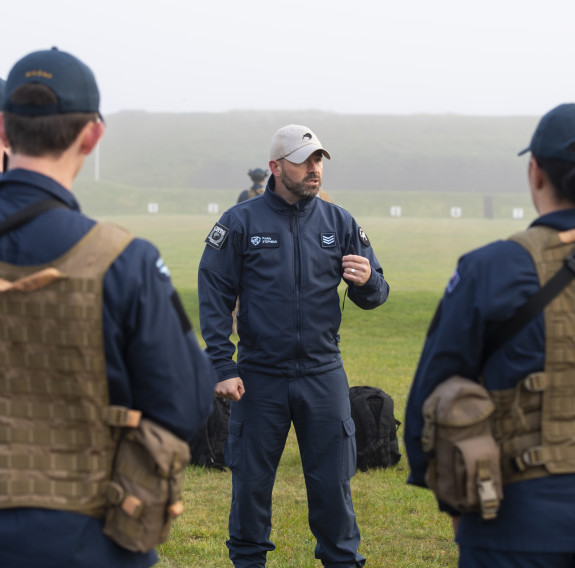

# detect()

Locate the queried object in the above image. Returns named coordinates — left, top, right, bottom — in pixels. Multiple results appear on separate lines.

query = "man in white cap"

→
left=199, top=124, right=390, bottom=567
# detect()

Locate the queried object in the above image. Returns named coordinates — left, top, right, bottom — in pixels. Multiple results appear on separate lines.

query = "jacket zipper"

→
left=291, top=209, right=302, bottom=375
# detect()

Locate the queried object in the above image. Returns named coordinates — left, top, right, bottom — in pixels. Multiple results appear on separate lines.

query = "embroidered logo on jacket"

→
left=155, top=257, right=171, bottom=279
left=321, top=233, right=336, bottom=248
left=205, top=222, right=229, bottom=250
left=446, top=269, right=461, bottom=294
left=358, top=227, right=371, bottom=247
left=248, top=234, right=280, bottom=249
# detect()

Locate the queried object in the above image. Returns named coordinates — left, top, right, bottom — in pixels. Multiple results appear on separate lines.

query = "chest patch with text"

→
left=248, top=233, right=280, bottom=249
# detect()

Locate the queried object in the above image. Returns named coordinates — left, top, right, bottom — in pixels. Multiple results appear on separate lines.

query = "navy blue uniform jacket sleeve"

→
left=404, top=240, right=541, bottom=488
left=198, top=211, right=240, bottom=381
left=104, top=238, right=216, bottom=441
left=345, top=216, right=389, bottom=309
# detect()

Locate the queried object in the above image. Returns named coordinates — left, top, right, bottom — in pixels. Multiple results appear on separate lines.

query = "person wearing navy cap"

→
left=405, top=103, right=575, bottom=568
left=0, top=48, right=216, bottom=568
left=237, top=167, right=268, bottom=203
left=199, top=124, right=390, bottom=567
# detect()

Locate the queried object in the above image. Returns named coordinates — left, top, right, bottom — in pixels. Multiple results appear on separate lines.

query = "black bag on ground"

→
left=350, top=386, right=402, bottom=471
left=189, top=397, right=230, bottom=470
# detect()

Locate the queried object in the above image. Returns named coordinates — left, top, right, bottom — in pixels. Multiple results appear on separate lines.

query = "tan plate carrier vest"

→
left=246, top=186, right=265, bottom=199
left=0, top=222, right=134, bottom=517
left=491, top=225, right=575, bottom=484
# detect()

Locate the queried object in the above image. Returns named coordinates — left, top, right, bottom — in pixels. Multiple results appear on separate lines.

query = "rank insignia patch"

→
left=205, top=222, right=229, bottom=250
left=321, top=233, right=336, bottom=247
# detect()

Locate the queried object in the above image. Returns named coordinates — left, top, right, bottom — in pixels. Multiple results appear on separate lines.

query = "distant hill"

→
left=78, top=110, right=539, bottom=194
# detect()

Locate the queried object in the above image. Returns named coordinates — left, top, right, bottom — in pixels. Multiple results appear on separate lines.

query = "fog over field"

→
left=78, top=110, right=537, bottom=195
left=3, top=1, right=565, bottom=200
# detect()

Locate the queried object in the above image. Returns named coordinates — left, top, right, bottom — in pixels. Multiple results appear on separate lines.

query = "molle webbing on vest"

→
left=492, top=226, right=575, bottom=484
left=0, top=222, right=133, bottom=516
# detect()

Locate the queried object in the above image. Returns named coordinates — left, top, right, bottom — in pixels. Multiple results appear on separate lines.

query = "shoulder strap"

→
left=484, top=246, right=575, bottom=360
left=0, top=199, right=68, bottom=236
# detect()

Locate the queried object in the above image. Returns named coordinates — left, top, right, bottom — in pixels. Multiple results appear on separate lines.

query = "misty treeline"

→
left=81, top=110, right=538, bottom=194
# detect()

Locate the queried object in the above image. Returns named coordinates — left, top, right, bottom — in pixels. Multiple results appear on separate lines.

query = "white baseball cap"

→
left=270, top=124, right=331, bottom=164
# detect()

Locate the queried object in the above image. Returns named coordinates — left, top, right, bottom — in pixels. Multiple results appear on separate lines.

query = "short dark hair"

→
left=3, top=83, right=98, bottom=157
left=534, top=152, right=575, bottom=204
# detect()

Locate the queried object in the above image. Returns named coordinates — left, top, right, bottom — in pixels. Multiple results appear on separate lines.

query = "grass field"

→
left=98, top=211, right=535, bottom=568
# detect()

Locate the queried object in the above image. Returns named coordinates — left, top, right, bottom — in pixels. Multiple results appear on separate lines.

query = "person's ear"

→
left=530, top=156, right=545, bottom=189
left=79, top=120, right=105, bottom=156
left=0, top=113, right=10, bottom=148
left=269, top=159, right=281, bottom=177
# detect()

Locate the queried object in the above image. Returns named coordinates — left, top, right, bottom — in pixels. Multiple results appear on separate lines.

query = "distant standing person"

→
left=236, top=167, right=268, bottom=203
left=0, top=47, right=216, bottom=568
left=404, top=103, right=575, bottom=567
left=199, top=124, right=390, bottom=568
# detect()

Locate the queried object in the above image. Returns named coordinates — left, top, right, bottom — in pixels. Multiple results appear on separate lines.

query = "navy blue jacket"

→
left=0, top=169, right=216, bottom=568
left=198, top=178, right=389, bottom=381
left=404, top=209, right=575, bottom=553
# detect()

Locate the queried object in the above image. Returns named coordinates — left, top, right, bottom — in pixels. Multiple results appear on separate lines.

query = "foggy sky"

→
left=2, top=0, right=573, bottom=118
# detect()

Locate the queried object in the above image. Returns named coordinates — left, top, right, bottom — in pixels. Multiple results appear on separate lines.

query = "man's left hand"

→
left=342, top=254, right=371, bottom=286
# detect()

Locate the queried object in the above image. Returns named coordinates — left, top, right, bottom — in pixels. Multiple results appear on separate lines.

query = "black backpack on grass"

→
left=189, top=397, right=230, bottom=470
left=350, top=386, right=401, bottom=471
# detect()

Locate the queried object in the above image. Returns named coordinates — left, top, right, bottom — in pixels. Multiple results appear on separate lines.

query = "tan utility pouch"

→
left=421, top=376, right=503, bottom=520
left=103, top=415, right=191, bottom=553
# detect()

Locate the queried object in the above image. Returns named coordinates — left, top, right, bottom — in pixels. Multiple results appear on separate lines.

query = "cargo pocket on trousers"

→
left=342, top=417, right=357, bottom=481
left=224, top=420, right=243, bottom=473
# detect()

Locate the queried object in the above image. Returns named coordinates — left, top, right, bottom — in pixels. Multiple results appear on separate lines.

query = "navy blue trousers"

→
left=224, top=367, right=365, bottom=568
left=459, top=547, right=575, bottom=567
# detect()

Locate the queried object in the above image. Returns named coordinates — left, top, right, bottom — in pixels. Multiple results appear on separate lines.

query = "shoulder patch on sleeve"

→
left=205, top=222, right=229, bottom=250
left=155, top=257, right=171, bottom=279
left=358, top=227, right=371, bottom=247
left=445, top=269, right=461, bottom=295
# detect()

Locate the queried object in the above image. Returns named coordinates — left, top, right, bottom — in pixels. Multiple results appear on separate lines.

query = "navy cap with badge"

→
left=518, top=103, right=575, bottom=163
left=2, top=47, right=102, bottom=120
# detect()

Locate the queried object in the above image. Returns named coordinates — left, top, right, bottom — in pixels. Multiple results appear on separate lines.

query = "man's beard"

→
left=281, top=170, right=321, bottom=199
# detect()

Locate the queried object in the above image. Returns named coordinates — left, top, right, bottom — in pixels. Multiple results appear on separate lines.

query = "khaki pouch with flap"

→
left=103, top=413, right=191, bottom=553
left=422, top=376, right=503, bottom=520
